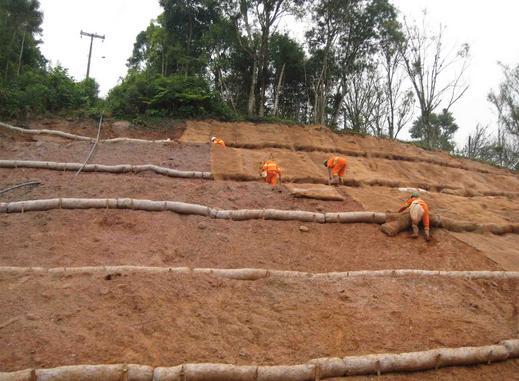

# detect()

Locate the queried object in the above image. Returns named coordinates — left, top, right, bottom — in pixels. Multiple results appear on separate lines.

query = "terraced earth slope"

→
left=0, top=118, right=518, bottom=380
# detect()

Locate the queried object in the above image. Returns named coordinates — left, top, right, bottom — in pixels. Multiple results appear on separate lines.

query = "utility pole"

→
left=80, top=30, right=105, bottom=79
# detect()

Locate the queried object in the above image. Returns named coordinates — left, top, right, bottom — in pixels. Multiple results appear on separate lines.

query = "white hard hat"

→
left=211, top=136, right=216, bottom=142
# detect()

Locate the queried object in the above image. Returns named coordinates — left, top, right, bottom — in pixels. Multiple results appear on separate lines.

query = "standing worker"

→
left=260, top=158, right=282, bottom=189
left=211, top=136, right=225, bottom=147
left=398, top=191, right=431, bottom=241
left=323, top=156, right=348, bottom=185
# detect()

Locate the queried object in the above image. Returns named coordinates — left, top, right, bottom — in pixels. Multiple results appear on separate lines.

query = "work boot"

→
left=410, top=224, right=419, bottom=239
left=425, top=229, right=431, bottom=241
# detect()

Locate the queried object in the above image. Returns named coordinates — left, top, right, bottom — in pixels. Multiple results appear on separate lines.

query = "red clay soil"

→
left=0, top=120, right=517, bottom=380
left=3, top=117, right=186, bottom=140
left=0, top=273, right=517, bottom=372
left=0, top=139, right=210, bottom=169
left=0, top=192, right=500, bottom=271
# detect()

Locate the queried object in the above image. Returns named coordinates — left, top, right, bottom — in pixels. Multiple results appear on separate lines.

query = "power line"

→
left=80, top=30, right=105, bottom=79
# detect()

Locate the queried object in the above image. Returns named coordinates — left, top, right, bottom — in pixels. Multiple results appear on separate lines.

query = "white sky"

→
left=39, top=0, right=519, bottom=145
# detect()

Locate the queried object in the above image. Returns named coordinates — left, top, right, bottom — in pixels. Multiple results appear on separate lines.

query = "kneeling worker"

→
left=323, top=156, right=347, bottom=185
left=398, top=191, right=430, bottom=241
left=211, top=136, right=225, bottom=147
left=260, top=158, right=282, bottom=188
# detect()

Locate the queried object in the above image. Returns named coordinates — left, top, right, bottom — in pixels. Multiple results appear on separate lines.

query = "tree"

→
left=488, top=63, right=519, bottom=139
left=128, top=0, right=222, bottom=77
left=410, top=109, right=458, bottom=152
left=0, top=0, right=45, bottom=82
left=341, top=65, right=384, bottom=134
left=222, top=0, right=304, bottom=117
left=400, top=15, right=469, bottom=148
left=269, top=33, right=306, bottom=118
left=461, top=124, right=493, bottom=161
left=378, top=18, right=414, bottom=139
left=306, top=0, right=399, bottom=126
left=461, top=124, right=519, bottom=169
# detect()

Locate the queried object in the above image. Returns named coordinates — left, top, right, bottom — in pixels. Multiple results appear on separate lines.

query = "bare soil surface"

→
left=0, top=119, right=517, bottom=379
left=4, top=117, right=186, bottom=140
left=0, top=273, right=516, bottom=372
left=0, top=139, right=210, bottom=169
left=0, top=208, right=499, bottom=271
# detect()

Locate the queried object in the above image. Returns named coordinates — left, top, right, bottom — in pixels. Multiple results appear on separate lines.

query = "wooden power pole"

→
left=80, top=30, right=105, bottom=79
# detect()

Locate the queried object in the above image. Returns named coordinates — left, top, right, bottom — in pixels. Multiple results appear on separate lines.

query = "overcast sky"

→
left=39, top=0, right=519, bottom=145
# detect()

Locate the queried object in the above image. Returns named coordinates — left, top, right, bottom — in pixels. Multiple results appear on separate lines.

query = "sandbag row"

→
left=2, top=121, right=510, bottom=176
left=1, top=197, right=518, bottom=235
left=1, top=340, right=517, bottom=381
left=0, top=160, right=213, bottom=179
left=0, top=197, right=384, bottom=224
left=226, top=142, right=501, bottom=175
left=0, top=121, right=172, bottom=144
left=3, top=159, right=518, bottom=199
left=1, top=266, right=517, bottom=280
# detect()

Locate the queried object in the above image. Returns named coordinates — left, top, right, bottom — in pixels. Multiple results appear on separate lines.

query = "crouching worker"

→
left=398, top=191, right=431, bottom=241
left=211, top=136, right=225, bottom=147
left=260, top=158, right=282, bottom=189
left=323, top=156, right=347, bottom=185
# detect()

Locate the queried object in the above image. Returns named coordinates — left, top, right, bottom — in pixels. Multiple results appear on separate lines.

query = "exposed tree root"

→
left=0, top=266, right=517, bottom=280
left=0, top=340, right=517, bottom=380
left=1, top=197, right=518, bottom=235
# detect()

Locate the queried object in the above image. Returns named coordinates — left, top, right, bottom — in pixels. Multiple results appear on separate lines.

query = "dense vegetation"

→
left=0, top=0, right=100, bottom=119
left=0, top=0, right=518, bottom=168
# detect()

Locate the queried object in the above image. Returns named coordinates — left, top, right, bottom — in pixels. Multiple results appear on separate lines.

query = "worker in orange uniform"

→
left=398, top=191, right=431, bottom=241
left=260, top=158, right=282, bottom=189
left=323, top=156, right=348, bottom=185
left=211, top=136, right=225, bottom=147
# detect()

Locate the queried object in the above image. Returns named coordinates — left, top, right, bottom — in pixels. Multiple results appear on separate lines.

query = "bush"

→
left=107, top=72, right=232, bottom=119
left=0, top=66, right=100, bottom=119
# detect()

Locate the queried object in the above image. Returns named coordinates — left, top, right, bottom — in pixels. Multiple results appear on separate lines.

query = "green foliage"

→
left=107, top=72, right=232, bottom=119
left=0, top=0, right=45, bottom=81
left=410, top=109, right=459, bottom=152
left=488, top=63, right=519, bottom=139
left=0, top=66, right=100, bottom=119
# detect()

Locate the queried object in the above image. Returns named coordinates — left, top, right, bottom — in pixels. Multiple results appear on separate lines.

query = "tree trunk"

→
left=273, top=63, right=285, bottom=117
left=248, top=57, right=258, bottom=116
left=330, top=78, right=347, bottom=128
left=258, top=27, right=270, bottom=117
left=16, top=30, right=26, bottom=77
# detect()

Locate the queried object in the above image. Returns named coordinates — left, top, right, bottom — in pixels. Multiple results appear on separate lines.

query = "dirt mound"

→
left=285, top=183, right=345, bottom=201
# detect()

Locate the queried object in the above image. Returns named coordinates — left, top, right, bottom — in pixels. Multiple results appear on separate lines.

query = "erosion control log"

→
left=0, top=266, right=517, bottom=280
left=0, top=160, right=213, bottom=179
left=0, top=340, right=517, bottom=381
left=380, top=213, right=519, bottom=236
left=1, top=198, right=518, bottom=235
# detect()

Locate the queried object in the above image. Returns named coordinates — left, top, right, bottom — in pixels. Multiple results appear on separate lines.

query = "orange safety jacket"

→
left=399, top=197, right=429, bottom=214
left=212, top=138, right=225, bottom=147
left=261, top=160, right=281, bottom=175
left=326, top=156, right=347, bottom=175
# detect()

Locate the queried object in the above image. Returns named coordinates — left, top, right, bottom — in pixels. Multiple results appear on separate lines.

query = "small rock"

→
left=198, top=222, right=207, bottom=230
left=26, top=313, right=39, bottom=321
left=315, top=205, right=324, bottom=212
left=99, top=287, right=110, bottom=296
left=299, top=225, right=309, bottom=232
left=104, top=272, right=121, bottom=281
